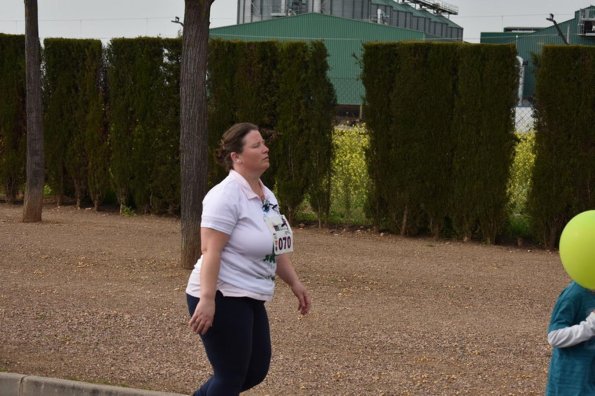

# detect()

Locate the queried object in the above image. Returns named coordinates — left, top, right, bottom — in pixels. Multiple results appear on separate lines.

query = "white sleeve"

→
left=201, top=186, right=239, bottom=235
left=547, top=312, right=595, bottom=348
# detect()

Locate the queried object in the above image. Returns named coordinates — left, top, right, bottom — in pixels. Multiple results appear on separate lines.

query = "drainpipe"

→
left=546, top=13, right=569, bottom=45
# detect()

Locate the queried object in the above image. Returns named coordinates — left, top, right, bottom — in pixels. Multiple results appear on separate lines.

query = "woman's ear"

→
left=231, top=152, right=241, bottom=163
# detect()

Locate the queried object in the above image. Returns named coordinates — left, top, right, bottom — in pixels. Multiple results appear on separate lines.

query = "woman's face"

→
left=235, top=129, right=269, bottom=174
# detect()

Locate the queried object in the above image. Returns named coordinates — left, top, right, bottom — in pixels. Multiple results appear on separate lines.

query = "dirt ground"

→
left=0, top=203, right=568, bottom=395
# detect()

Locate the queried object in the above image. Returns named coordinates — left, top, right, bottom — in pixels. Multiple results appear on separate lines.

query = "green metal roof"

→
left=479, top=31, right=533, bottom=44
left=431, top=12, right=462, bottom=29
left=210, top=13, right=425, bottom=105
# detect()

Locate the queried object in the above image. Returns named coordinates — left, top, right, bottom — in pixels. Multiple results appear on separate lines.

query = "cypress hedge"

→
left=0, top=34, right=26, bottom=203
left=41, top=37, right=181, bottom=213
left=207, top=40, right=278, bottom=185
left=305, top=41, right=336, bottom=226
left=266, top=42, right=311, bottom=221
left=364, top=42, right=458, bottom=236
left=152, top=38, right=182, bottom=214
left=3, top=36, right=334, bottom=219
left=84, top=45, right=110, bottom=211
left=6, top=34, right=593, bottom=247
left=207, top=40, right=241, bottom=185
left=528, top=45, right=595, bottom=248
left=43, top=38, right=104, bottom=208
left=208, top=40, right=280, bottom=187
left=107, top=38, right=171, bottom=213
left=101, top=37, right=335, bottom=216
left=234, top=41, right=280, bottom=189
left=391, top=43, right=457, bottom=237
left=451, top=44, right=517, bottom=243
left=363, top=42, right=518, bottom=241
left=361, top=43, right=399, bottom=231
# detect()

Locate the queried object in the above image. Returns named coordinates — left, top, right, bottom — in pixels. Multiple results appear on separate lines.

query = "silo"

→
left=237, top=0, right=374, bottom=22
left=238, top=0, right=288, bottom=23
left=332, top=0, right=370, bottom=20
left=392, top=3, right=414, bottom=30
left=307, top=0, right=322, bottom=13
left=343, top=0, right=354, bottom=19
left=404, top=10, right=413, bottom=29
left=390, top=10, right=398, bottom=27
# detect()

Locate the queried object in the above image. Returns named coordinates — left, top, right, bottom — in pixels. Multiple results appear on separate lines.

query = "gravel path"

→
left=0, top=203, right=566, bottom=395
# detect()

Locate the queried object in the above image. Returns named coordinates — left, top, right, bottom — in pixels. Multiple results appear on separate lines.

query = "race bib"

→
left=265, top=214, right=294, bottom=255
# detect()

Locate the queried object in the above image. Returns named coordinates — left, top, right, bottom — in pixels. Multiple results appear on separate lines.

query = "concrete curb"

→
left=0, top=373, right=25, bottom=395
left=0, top=372, right=187, bottom=396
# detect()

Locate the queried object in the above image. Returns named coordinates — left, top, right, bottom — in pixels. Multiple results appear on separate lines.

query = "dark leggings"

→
left=186, top=292, right=271, bottom=396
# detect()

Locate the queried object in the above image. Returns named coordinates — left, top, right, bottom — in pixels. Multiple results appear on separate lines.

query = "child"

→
left=546, top=281, right=595, bottom=395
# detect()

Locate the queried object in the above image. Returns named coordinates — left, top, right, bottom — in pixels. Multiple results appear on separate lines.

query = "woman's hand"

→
left=291, top=281, right=311, bottom=315
left=275, top=254, right=311, bottom=315
left=189, top=298, right=215, bottom=335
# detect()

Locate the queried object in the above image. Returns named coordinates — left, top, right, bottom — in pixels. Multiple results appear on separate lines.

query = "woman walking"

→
left=186, top=122, right=311, bottom=396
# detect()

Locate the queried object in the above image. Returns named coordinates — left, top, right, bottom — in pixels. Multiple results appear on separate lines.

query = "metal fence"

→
left=515, top=106, right=535, bottom=133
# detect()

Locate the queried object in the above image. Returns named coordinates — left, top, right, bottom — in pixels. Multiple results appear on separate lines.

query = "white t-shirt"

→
left=186, top=170, right=280, bottom=301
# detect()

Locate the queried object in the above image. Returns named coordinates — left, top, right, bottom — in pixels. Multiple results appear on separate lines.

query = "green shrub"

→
left=508, top=131, right=535, bottom=216
left=506, top=213, right=532, bottom=239
left=330, top=125, right=369, bottom=224
left=43, top=184, right=53, bottom=197
left=120, top=204, right=136, bottom=217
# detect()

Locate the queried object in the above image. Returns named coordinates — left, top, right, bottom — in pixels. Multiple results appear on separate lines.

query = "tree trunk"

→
left=6, top=179, right=17, bottom=204
left=22, top=0, right=44, bottom=223
left=180, top=0, right=213, bottom=269
left=74, top=181, right=82, bottom=209
left=118, top=189, right=127, bottom=214
left=548, top=226, right=558, bottom=250
left=400, top=205, right=408, bottom=236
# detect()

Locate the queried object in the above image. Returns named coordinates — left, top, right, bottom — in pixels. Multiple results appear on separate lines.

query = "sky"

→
left=0, top=0, right=592, bottom=43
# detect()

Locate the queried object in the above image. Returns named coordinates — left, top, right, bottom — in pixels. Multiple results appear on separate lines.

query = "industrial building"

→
left=237, top=0, right=462, bottom=40
left=481, top=5, right=595, bottom=104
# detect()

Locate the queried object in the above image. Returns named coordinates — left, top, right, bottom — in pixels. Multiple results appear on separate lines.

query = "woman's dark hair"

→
left=215, top=122, right=259, bottom=171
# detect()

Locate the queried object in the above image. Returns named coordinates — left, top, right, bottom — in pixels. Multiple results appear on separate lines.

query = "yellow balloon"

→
left=559, top=210, right=595, bottom=289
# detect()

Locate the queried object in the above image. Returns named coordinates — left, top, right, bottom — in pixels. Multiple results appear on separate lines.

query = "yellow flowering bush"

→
left=330, top=125, right=370, bottom=224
